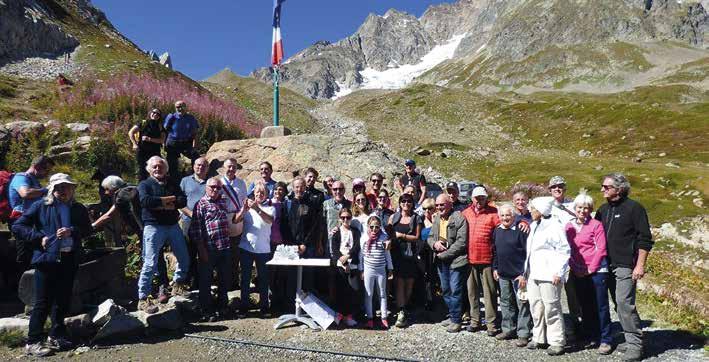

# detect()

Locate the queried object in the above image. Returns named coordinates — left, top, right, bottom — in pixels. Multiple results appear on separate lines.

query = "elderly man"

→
left=595, top=173, right=653, bottom=361
left=304, top=167, right=326, bottom=256
left=397, top=159, right=427, bottom=206
left=189, top=177, right=232, bottom=322
left=179, top=157, right=208, bottom=289
left=137, top=156, right=191, bottom=313
left=8, top=155, right=54, bottom=269
left=445, top=182, right=468, bottom=212
left=461, top=186, right=500, bottom=336
left=547, top=176, right=582, bottom=337
left=428, top=194, right=468, bottom=333
left=164, top=100, right=200, bottom=180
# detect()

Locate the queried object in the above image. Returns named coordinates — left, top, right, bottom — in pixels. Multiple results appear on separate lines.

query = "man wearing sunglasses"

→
left=594, top=173, right=652, bottom=361
left=428, top=194, right=468, bottom=333
left=366, top=173, right=385, bottom=209
left=164, top=101, right=200, bottom=181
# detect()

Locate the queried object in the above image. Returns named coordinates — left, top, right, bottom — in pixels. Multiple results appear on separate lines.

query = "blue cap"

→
left=404, top=159, right=415, bottom=166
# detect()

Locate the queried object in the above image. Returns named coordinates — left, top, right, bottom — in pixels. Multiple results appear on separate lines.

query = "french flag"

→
left=271, top=0, right=285, bottom=66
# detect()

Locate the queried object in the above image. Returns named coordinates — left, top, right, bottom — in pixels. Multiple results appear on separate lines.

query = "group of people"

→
left=5, top=102, right=653, bottom=361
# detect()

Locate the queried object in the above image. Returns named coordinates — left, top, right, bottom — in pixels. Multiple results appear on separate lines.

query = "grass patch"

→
left=0, top=330, right=25, bottom=348
left=637, top=290, right=708, bottom=338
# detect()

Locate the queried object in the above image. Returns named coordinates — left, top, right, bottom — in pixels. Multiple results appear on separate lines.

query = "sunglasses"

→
left=340, top=216, right=352, bottom=220
left=355, top=198, right=367, bottom=203
left=332, top=187, right=345, bottom=191
left=549, top=184, right=565, bottom=190
left=370, top=179, right=382, bottom=183
left=207, top=185, right=221, bottom=189
left=423, top=207, right=434, bottom=211
left=400, top=200, right=413, bottom=204
left=369, top=225, right=381, bottom=230
left=435, top=203, right=447, bottom=207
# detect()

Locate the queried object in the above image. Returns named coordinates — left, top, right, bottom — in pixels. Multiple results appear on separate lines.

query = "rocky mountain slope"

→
left=251, top=0, right=709, bottom=99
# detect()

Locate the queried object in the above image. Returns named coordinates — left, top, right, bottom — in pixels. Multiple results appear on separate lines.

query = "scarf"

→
left=366, top=229, right=379, bottom=254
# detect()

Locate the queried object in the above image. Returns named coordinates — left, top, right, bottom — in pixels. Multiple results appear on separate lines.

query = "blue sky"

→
left=93, top=0, right=449, bottom=80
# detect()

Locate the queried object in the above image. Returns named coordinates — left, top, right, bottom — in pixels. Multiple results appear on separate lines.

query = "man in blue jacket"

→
left=163, top=100, right=199, bottom=181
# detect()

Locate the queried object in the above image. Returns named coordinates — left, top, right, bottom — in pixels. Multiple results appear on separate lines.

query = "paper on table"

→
left=299, top=292, right=335, bottom=330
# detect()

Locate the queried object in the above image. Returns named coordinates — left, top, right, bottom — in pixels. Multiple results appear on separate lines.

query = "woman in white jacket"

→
left=524, top=197, right=570, bottom=356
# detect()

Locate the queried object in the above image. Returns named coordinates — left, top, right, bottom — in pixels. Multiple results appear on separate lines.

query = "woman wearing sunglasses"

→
left=330, top=208, right=361, bottom=328
left=352, top=191, right=372, bottom=234
left=359, top=215, right=393, bottom=329
left=128, top=108, right=165, bottom=180
left=388, top=193, right=423, bottom=328
left=372, top=189, right=394, bottom=225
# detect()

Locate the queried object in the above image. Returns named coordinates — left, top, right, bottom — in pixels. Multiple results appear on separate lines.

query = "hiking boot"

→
left=26, top=342, right=53, bottom=357
left=527, top=341, right=548, bottom=350
left=616, top=343, right=629, bottom=353
left=344, top=315, right=358, bottom=327
left=547, top=345, right=565, bottom=356
left=597, top=343, right=613, bottom=355
left=515, top=337, right=529, bottom=347
left=138, top=297, right=159, bottom=314
left=171, top=282, right=189, bottom=297
left=622, top=349, right=643, bottom=361
left=465, top=324, right=484, bottom=333
left=157, top=285, right=170, bottom=304
left=46, top=336, right=73, bottom=351
left=259, top=309, right=272, bottom=319
left=380, top=318, right=389, bottom=329
left=446, top=323, right=462, bottom=333
left=395, top=310, right=408, bottom=328
left=487, top=328, right=501, bottom=337
left=495, top=331, right=515, bottom=340
left=441, top=318, right=453, bottom=327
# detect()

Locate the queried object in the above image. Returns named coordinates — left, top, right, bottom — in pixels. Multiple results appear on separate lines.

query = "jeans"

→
left=199, top=249, right=232, bottom=314
left=138, top=224, right=190, bottom=299
left=528, top=279, right=566, bottom=347
left=437, top=263, right=467, bottom=324
left=240, top=249, right=270, bottom=310
left=575, top=272, right=612, bottom=344
left=499, top=277, right=533, bottom=338
left=467, top=264, right=498, bottom=329
left=28, top=253, right=77, bottom=344
left=612, top=267, right=643, bottom=351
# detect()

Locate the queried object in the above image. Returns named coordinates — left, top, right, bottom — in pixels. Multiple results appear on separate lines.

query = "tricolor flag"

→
left=271, top=0, right=285, bottom=66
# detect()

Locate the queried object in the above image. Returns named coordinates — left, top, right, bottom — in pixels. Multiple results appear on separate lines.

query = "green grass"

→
left=0, top=330, right=24, bottom=348
left=202, top=69, right=319, bottom=133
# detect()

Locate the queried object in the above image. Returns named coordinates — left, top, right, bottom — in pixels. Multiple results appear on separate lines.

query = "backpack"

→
left=0, top=170, right=15, bottom=223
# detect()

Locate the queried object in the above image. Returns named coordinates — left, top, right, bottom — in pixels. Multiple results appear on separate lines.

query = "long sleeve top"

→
left=138, top=176, right=187, bottom=226
left=594, top=196, right=653, bottom=268
left=492, top=225, right=528, bottom=279
left=565, top=218, right=607, bottom=276
left=359, top=232, right=393, bottom=272
left=524, top=217, right=570, bottom=282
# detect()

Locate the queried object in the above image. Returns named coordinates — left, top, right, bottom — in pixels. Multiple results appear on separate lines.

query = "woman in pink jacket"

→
left=565, top=192, right=612, bottom=355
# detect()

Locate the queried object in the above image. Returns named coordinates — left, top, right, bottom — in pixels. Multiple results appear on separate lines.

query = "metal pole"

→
left=273, top=66, right=280, bottom=127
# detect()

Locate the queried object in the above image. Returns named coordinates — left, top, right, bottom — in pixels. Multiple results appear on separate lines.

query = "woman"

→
left=330, top=208, right=361, bottom=327
left=235, top=181, right=274, bottom=318
left=352, top=191, right=371, bottom=233
left=269, top=181, right=289, bottom=312
left=372, top=189, right=394, bottom=225
left=12, top=174, right=93, bottom=357
left=359, top=215, right=393, bottom=329
left=128, top=108, right=165, bottom=180
left=524, top=196, right=570, bottom=356
left=389, top=192, right=422, bottom=328
left=565, top=192, right=612, bottom=354
left=419, top=197, right=436, bottom=311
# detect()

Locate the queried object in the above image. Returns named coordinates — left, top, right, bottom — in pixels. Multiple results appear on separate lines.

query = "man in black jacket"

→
left=595, top=173, right=653, bottom=361
left=136, top=156, right=191, bottom=314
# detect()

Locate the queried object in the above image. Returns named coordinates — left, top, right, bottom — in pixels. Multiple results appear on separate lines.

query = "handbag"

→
left=222, top=178, right=244, bottom=237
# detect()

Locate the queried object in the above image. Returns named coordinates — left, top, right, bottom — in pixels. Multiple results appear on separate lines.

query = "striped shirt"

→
left=359, top=232, right=393, bottom=271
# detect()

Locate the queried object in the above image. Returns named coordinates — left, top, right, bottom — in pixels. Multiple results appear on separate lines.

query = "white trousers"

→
left=527, top=279, right=566, bottom=347
left=363, top=267, right=387, bottom=320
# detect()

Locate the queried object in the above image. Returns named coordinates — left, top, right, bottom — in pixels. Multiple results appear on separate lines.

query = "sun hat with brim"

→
left=471, top=186, right=488, bottom=198
left=47, top=173, right=77, bottom=194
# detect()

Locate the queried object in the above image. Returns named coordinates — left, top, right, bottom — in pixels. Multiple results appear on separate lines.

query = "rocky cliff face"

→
left=250, top=0, right=708, bottom=99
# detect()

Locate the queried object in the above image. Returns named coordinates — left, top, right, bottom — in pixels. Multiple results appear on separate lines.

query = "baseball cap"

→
left=404, top=159, right=415, bottom=167
left=445, top=182, right=458, bottom=191
left=548, top=176, right=566, bottom=188
left=471, top=186, right=488, bottom=198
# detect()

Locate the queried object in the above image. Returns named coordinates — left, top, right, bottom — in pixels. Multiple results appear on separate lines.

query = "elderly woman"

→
left=524, top=196, right=570, bottom=356
left=13, top=174, right=93, bottom=357
left=235, top=181, right=274, bottom=318
left=565, top=192, right=612, bottom=354
left=389, top=192, right=422, bottom=328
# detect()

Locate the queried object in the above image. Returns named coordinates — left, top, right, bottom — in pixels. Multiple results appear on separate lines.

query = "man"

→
left=461, top=186, right=500, bottom=336
left=595, top=173, right=653, bottom=361
left=137, top=156, right=191, bottom=314
left=179, top=157, right=209, bottom=289
left=247, top=161, right=277, bottom=198
left=9, top=155, right=54, bottom=269
left=189, top=177, right=232, bottom=322
left=512, top=191, right=532, bottom=229
left=164, top=100, right=199, bottom=180
left=445, top=182, right=468, bottom=212
left=366, top=173, right=385, bottom=209
left=322, top=180, right=351, bottom=303
left=397, top=160, right=427, bottom=206
left=280, top=177, right=318, bottom=307
left=547, top=176, right=582, bottom=336
left=304, top=167, right=326, bottom=211
left=222, top=158, right=247, bottom=288
left=428, top=194, right=468, bottom=333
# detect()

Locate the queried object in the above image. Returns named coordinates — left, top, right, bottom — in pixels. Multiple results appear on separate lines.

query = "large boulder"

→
left=48, top=135, right=93, bottom=161
left=206, top=134, right=402, bottom=191
left=64, top=313, right=97, bottom=339
left=131, top=306, right=183, bottom=331
left=0, top=121, right=45, bottom=140
left=91, top=299, right=126, bottom=326
left=92, top=313, right=145, bottom=342
left=0, top=317, right=29, bottom=334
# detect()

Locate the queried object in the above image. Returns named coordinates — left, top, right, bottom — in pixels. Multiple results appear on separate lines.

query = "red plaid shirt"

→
left=189, top=195, right=231, bottom=250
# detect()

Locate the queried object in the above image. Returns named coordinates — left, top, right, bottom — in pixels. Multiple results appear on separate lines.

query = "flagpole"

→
left=273, top=66, right=280, bottom=127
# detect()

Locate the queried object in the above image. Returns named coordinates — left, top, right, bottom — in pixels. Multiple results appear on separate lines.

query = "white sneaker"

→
left=26, top=342, right=53, bottom=357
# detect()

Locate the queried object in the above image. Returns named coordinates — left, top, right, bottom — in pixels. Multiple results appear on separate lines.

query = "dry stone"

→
left=92, top=313, right=145, bottom=342
left=0, top=317, right=29, bottom=334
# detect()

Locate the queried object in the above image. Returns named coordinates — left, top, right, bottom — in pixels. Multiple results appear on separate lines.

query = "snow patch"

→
left=332, top=81, right=353, bottom=100
left=357, top=33, right=466, bottom=91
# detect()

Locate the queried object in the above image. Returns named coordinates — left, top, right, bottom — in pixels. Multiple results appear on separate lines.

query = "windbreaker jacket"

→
left=524, top=217, right=570, bottom=282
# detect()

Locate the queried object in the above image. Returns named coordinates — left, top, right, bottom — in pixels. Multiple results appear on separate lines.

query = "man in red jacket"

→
left=461, top=186, right=500, bottom=336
